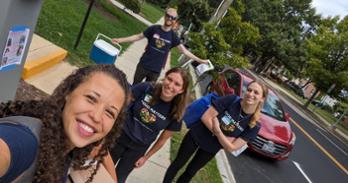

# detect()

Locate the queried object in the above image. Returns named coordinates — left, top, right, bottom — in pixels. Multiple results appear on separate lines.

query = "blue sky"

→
left=312, top=0, right=348, bottom=19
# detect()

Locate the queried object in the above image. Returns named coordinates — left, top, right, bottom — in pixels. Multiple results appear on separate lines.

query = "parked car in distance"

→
left=287, top=81, right=305, bottom=98
left=208, top=68, right=296, bottom=160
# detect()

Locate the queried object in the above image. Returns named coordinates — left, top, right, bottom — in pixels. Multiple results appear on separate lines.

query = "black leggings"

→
left=133, top=64, right=160, bottom=85
left=163, top=132, right=216, bottom=183
left=110, top=132, right=149, bottom=183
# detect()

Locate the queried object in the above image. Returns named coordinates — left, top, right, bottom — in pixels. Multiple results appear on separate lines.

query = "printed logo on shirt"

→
left=153, top=33, right=160, bottom=39
left=140, top=108, right=156, bottom=123
left=152, top=33, right=171, bottom=49
left=144, top=94, right=152, bottom=103
left=141, top=100, right=166, bottom=120
left=155, top=38, right=165, bottom=48
left=220, top=111, right=244, bottom=132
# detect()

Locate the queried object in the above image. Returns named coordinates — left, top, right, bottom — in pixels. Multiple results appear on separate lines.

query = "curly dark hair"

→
left=149, top=67, right=190, bottom=121
left=0, top=64, right=130, bottom=183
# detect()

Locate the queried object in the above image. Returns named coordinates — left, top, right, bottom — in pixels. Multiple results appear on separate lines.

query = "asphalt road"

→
left=227, top=95, right=348, bottom=183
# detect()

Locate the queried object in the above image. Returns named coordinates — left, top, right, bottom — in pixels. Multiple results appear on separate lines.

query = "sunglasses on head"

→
left=165, top=13, right=177, bottom=21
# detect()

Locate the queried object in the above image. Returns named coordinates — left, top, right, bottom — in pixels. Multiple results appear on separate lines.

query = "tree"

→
left=177, top=0, right=213, bottom=31
left=239, top=0, right=320, bottom=77
left=209, top=0, right=233, bottom=24
left=219, top=5, right=260, bottom=55
left=305, top=16, right=348, bottom=107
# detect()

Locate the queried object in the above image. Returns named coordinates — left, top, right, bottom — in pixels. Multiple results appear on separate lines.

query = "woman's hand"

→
left=212, top=117, right=222, bottom=135
left=134, top=156, right=148, bottom=168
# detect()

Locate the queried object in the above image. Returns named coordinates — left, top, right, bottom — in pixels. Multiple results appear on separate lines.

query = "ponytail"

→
left=249, top=101, right=263, bottom=128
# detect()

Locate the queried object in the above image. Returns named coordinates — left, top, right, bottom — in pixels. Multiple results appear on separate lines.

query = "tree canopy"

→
left=306, top=16, right=348, bottom=97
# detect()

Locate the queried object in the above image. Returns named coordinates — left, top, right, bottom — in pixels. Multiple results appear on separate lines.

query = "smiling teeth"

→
left=80, top=123, right=94, bottom=133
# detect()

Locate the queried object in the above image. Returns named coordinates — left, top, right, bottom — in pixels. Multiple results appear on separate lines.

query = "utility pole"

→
left=0, top=0, right=43, bottom=101
left=74, top=0, right=95, bottom=49
left=209, top=0, right=233, bottom=26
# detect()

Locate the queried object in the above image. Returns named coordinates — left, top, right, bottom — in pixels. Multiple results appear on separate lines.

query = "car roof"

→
left=236, top=69, right=277, bottom=96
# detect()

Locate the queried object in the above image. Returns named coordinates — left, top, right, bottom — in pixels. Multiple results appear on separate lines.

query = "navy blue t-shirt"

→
left=0, top=123, right=38, bottom=182
left=123, top=82, right=182, bottom=145
left=190, top=95, right=260, bottom=154
left=140, top=25, right=181, bottom=73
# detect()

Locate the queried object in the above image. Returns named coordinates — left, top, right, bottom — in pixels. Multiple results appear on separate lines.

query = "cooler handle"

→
left=96, top=33, right=122, bottom=53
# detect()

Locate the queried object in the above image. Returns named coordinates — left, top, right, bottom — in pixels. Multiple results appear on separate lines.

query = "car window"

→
left=224, top=71, right=241, bottom=95
left=262, top=93, right=286, bottom=121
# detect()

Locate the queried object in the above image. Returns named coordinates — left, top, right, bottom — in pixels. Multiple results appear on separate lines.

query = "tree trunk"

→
left=304, top=88, right=320, bottom=108
left=260, top=57, right=274, bottom=74
left=301, top=80, right=312, bottom=88
left=209, top=0, right=233, bottom=24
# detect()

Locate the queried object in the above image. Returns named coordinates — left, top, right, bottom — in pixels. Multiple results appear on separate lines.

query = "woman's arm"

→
left=134, top=130, right=174, bottom=168
left=201, top=106, right=219, bottom=132
left=0, top=138, right=11, bottom=177
left=212, top=118, right=247, bottom=152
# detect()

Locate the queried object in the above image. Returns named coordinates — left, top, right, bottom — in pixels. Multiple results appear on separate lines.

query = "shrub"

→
left=322, top=104, right=334, bottom=113
left=119, top=0, right=141, bottom=13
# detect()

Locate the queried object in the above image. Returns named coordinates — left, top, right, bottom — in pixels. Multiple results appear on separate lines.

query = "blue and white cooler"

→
left=90, top=33, right=122, bottom=64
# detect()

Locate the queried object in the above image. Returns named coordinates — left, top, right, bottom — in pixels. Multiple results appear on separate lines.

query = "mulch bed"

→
left=15, top=80, right=49, bottom=101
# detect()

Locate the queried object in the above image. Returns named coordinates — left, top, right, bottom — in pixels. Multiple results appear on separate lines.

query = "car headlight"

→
left=289, top=132, right=296, bottom=145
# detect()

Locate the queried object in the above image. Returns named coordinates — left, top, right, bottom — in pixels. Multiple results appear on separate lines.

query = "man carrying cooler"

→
left=112, top=8, right=208, bottom=85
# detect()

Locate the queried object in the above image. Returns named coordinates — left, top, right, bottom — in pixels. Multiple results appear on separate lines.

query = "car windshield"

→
left=262, top=94, right=286, bottom=121
left=242, top=81, right=286, bottom=121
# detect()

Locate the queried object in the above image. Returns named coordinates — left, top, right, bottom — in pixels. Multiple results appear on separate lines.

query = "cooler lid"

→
left=93, top=39, right=120, bottom=56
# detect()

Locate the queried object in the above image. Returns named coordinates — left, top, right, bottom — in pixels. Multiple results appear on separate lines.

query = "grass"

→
left=140, top=2, right=164, bottom=23
left=170, top=129, right=223, bottom=183
left=35, top=0, right=147, bottom=66
left=170, top=47, right=181, bottom=68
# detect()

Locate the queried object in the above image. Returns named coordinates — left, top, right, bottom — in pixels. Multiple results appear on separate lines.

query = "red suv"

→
left=208, top=68, right=296, bottom=160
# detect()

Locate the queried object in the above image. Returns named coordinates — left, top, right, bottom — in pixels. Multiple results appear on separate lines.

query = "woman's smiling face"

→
left=160, top=72, right=184, bottom=102
left=62, top=72, right=125, bottom=149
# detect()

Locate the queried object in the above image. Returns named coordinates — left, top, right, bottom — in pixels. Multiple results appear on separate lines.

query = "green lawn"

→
left=35, top=0, right=147, bottom=66
left=170, top=47, right=181, bottom=68
left=170, top=129, right=223, bottom=183
left=140, top=2, right=164, bottom=23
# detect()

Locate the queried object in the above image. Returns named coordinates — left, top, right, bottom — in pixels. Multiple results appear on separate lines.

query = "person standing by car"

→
left=163, top=80, right=268, bottom=183
left=110, top=67, right=190, bottom=183
left=112, top=8, right=208, bottom=85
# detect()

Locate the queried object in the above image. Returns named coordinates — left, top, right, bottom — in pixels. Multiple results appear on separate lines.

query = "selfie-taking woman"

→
left=0, top=65, right=129, bottom=183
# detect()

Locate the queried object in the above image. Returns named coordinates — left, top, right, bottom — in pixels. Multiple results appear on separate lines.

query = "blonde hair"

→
left=166, top=7, right=178, bottom=16
left=247, top=80, right=268, bottom=128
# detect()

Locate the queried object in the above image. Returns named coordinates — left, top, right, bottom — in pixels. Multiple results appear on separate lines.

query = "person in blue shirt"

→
left=112, top=8, right=208, bottom=85
left=163, top=80, right=269, bottom=183
left=109, top=67, right=190, bottom=183
left=0, top=65, right=130, bottom=183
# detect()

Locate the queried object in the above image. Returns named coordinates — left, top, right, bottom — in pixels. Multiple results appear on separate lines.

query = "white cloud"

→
left=312, top=0, right=348, bottom=19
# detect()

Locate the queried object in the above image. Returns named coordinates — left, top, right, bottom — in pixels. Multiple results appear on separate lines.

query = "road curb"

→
left=216, top=151, right=236, bottom=183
